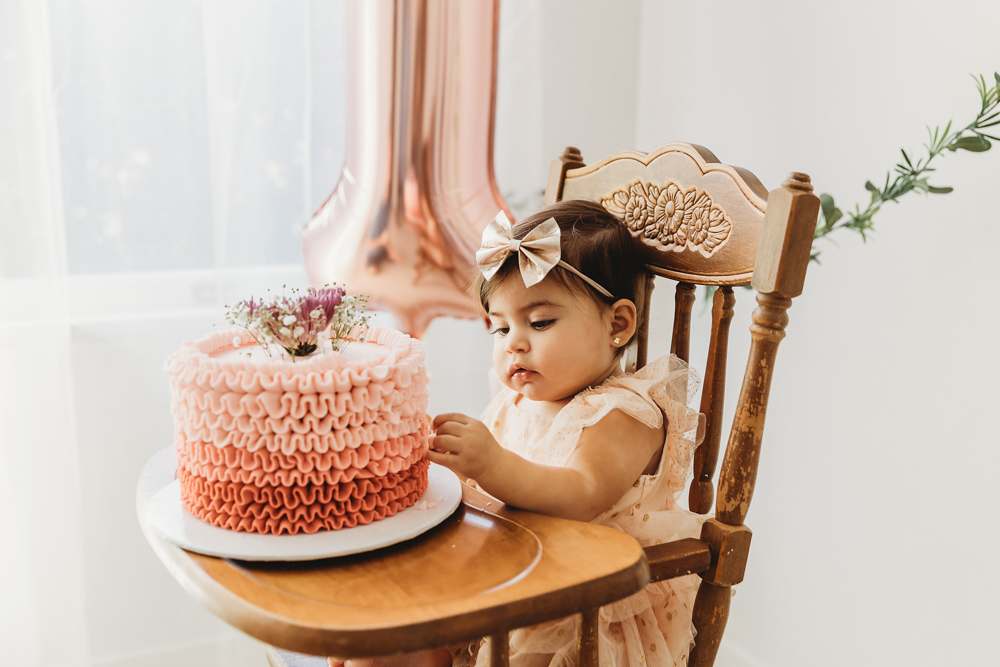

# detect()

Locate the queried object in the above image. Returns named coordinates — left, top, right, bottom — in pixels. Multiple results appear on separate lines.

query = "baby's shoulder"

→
left=566, top=380, right=664, bottom=432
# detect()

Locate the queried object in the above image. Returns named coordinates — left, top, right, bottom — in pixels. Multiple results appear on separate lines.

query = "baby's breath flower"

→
left=327, top=293, right=370, bottom=352
left=223, top=284, right=366, bottom=360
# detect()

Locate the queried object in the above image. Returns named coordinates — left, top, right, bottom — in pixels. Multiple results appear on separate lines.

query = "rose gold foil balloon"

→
left=302, top=0, right=511, bottom=337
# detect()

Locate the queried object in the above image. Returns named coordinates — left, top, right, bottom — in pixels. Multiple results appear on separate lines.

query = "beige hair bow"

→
left=475, top=211, right=613, bottom=297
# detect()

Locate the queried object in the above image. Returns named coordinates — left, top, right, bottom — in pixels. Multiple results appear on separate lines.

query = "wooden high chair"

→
left=543, top=143, right=819, bottom=664
left=142, top=142, right=818, bottom=667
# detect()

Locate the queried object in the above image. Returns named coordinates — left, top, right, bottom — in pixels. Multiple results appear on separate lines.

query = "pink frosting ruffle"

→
left=178, top=458, right=430, bottom=535
left=169, top=382, right=428, bottom=436
left=170, top=378, right=427, bottom=423
left=164, top=326, right=426, bottom=395
left=174, top=423, right=429, bottom=487
left=174, top=412, right=428, bottom=454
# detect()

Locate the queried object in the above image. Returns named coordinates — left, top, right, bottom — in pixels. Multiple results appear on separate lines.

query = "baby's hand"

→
left=428, top=413, right=501, bottom=480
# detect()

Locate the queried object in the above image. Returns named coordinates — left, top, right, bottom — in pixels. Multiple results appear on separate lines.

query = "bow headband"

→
left=475, top=211, right=614, bottom=298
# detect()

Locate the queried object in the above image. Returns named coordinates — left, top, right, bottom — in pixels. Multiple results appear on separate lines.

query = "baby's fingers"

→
left=425, top=448, right=454, bottom=467
left=432, top=412, right=471, bottom=429
left=433, top=420, right=470, bottom=439
left=430, top=432, right=463, bottom=453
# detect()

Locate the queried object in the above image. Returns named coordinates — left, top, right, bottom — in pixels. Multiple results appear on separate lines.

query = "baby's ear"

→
left=608, top=298, right=637, bottom=344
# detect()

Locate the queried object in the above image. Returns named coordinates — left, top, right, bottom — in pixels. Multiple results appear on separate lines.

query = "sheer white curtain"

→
left=0, top=1, right=345, bottom=665
left=0, top=1, right=546, bottom=665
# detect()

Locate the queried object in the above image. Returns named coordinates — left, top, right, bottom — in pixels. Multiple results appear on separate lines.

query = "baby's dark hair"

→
left=476, top=199, right=647, bottom=348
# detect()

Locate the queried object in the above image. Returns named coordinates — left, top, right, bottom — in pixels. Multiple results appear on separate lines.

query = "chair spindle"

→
left=689, top=286, right=736, bottom=514
left=687, top=581, right=732, bottom=667
left=688, top=173, right=819, bottom=667
left=488, top=632, right=510, bottom=667
left=544, top=146, right=586, bottom=206
left=669, top=282, right=696, bottom=363
left=634, top=274, right=654, bottom=371
left=578, top=608, right=600, bottom=667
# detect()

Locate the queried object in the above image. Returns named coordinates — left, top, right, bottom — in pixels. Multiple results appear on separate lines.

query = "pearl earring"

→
left=613, top=337, right=621, bottom=345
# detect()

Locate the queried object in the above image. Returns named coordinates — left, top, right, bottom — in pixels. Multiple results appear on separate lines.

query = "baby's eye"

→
left=488, top=326, right=509, bottom=336
left=530, top=319, right=554, bottom=330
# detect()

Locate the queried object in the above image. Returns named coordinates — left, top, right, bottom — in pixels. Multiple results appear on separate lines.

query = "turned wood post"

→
left=627, top=273, right=655, bottom=372
left=544, top=146, right=586, bottom=206
left=488, top=632, right=510, bottom=667
left=688, top=173, right=819, bottom=667
left=689, top=286, right=736, bottom=515
left=577, top=607, right=600, bottom=667
left=669, top=282, right=697, bottom=363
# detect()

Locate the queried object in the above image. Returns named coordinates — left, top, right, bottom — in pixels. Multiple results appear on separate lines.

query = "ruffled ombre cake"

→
left=165, top=326, right=430, bottom=535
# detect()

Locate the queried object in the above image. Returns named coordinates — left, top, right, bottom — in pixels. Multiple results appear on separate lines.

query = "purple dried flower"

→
left=224, top=284, right=358, bottom=360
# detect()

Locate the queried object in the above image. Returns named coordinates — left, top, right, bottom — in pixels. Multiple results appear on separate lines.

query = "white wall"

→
left=632, top=1, right=1000, bottom=665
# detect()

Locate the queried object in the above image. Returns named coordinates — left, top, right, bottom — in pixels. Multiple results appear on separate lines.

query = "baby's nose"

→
left=505, top=331, right=528, bottom=353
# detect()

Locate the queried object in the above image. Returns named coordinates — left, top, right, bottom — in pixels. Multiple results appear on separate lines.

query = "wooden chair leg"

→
left=687, top=580, right=731, bottom=667
left=488, top=632, right=509, bottom=667
left=578, top=607, right=600, bottom=667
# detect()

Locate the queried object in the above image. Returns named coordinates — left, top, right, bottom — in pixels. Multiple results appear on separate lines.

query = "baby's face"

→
left=487, top=275, right=618, bottom=404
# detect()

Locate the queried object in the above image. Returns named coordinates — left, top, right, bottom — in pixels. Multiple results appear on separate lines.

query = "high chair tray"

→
left=138, top=470, right=651, bottom=657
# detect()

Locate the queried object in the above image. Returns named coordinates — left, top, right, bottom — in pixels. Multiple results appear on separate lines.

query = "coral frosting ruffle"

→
left=179, top=459, right=430, bottom=535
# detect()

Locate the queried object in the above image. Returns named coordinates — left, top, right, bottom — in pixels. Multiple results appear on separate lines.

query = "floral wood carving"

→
left=600, top=180, right=733, bottom=257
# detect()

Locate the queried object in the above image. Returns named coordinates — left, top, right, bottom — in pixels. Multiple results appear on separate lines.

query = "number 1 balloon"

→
left=302, top=0, right=512, bottom=338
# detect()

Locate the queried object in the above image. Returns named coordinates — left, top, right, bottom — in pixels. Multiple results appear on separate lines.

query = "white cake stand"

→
left=139, top=448, right=462, bottom=561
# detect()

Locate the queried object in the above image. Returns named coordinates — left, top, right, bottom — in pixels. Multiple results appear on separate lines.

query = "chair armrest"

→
left=644, top=538, right=712, bottom=583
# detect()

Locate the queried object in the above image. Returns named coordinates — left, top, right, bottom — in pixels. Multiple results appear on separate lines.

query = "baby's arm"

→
left=429, top=411, right=663, bottom=522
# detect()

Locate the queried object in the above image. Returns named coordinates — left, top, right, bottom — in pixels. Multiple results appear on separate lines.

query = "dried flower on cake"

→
left=225, top=284, right=369, bottom=359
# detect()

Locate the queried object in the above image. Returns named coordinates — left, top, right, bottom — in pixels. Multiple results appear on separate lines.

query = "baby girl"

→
left=338, top=199, right=704, bottom=667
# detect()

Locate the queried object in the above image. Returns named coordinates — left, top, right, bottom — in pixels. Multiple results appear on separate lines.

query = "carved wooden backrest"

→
left=545, top=142, right=770, bottom=514
left=548, top=143, right=769, bottom=285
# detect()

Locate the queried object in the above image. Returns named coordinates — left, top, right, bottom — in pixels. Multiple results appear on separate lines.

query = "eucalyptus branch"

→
left=812, top=72, right=1000, bottom=262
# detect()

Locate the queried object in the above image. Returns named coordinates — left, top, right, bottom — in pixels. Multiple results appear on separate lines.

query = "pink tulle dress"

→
left=455, top=355, right=706, bottom=667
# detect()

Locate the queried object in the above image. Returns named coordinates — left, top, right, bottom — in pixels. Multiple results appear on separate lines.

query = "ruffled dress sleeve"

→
left=545, top=354, right=701, bottom=504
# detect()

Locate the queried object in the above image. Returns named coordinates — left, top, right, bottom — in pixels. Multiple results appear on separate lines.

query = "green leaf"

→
left=994, top=72, right=1000, bottom=87
left=900, top=149, right=914, bottom=169
left=864, top=180, right=879, bottom=195
left=928, top=185, right=953, bottom=194
left=819, top=193, right=835, bottom=216
left=951, top=135, right=991, bottom=152
left=819, top=193, right=843, bottom=229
